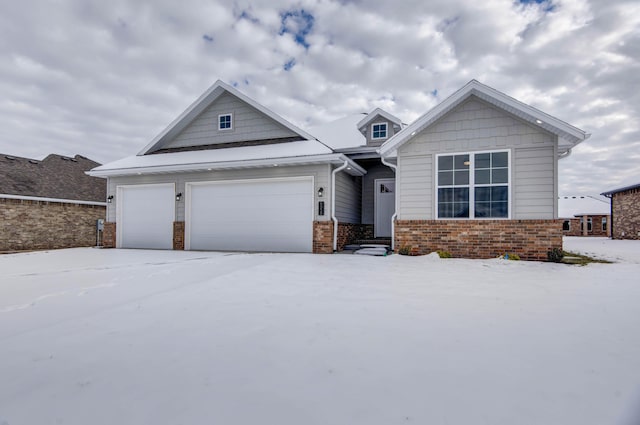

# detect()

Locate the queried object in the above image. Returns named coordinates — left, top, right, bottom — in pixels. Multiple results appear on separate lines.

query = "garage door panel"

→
left=187, top=179, right=313, bottom=252
left=118, top=184, right=175, bottom=249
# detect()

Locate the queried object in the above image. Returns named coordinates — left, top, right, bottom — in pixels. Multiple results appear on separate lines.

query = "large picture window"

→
left=437, top=151, right=509, bottom=219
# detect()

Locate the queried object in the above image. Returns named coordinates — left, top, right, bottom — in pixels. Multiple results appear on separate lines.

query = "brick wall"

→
left=562, top=215, right=609, bottom=237
left=103, top=222, right=116, bottom=248
left=313, top=221, right=333, bottom=253
left=612, top=188, right=640, bottom=239
left=395, top=219, right=562, bottom=261
left=173, top=221, right=185, bottom=250
left=0, top=198, right=105, bottom=251
left=336, top=223, right=374, bottom=250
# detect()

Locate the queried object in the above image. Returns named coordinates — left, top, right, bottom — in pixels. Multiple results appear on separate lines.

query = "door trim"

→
left=374, top=178, right=396, bottom=238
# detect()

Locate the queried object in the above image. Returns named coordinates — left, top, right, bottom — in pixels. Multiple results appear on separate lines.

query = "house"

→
left=558, top=195, right=610, bottom=237
left=601, top=179, right=640, bottom=239
left=0, top=154, right=106, bottom=251
left=88, top=80, right=590, bottom=260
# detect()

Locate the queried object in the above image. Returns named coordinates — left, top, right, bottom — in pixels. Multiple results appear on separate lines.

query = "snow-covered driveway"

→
left=1, top=240, right=640, bottom=425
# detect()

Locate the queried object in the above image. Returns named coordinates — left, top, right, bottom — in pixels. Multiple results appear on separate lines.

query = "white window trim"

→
left=434, top=149, right=512, bottom=220
left=371, top=122, right=388, bottom=140
left=218, top=113, right=233, bottom=131
left=602, top=217, right=607, bottom=231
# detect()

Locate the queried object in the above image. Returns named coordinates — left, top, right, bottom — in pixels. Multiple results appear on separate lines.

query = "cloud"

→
left=0, top=0, right=637, bottom=194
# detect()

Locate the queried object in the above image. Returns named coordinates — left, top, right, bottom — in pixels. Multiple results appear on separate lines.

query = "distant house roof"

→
left=558, top=195, right=610, bottom=218
left=601, top=178, right=640, bottom=196
left=379, top=79, right=591, bottom=157
left=0, top=154, right=106, bottom=202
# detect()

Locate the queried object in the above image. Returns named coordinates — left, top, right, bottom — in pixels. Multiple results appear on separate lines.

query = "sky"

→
left=0, top=0, right=638, bottom=193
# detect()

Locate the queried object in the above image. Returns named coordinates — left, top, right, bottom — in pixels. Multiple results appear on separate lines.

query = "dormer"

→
left=357, top=108, right=403, bottom=147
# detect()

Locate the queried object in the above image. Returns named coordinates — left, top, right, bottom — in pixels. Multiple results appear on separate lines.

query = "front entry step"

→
left=342, top=243, right=392, bottom=256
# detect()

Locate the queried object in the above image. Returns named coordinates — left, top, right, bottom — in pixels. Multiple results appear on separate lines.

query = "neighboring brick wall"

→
left=0, top=198, right=105, bottom=251
left=562, top=215, right=609, bottom=237
left=395, top=219, right=562, bottom=261
left=103, top=222, right=116, bottom=248
left=313, top=221, right=333, bottom=253
left=173, top=221, right=185, bottom=250
left=336, top=223, right=374, bottom=250
left=612, top=188, right=640, bottom=239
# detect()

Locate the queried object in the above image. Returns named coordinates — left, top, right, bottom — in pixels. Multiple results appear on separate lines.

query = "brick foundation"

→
left=0, top=198, right=106, bottom=251
left=336, top=223, right=374, bottom=250
left=103, top=222, right=116, bottom=248
left=395, top=219, right=563, bottom=261
left=612, top=188, right=640, bottom=240
left=313, top=221, right=334, bottom=253
left=173, top=221, right=185, bottom=250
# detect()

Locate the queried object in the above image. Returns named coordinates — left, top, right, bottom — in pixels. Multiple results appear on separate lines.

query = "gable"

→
left=398, top=96, right=555, bottom=156
left=152, top=92, right=301, bottom=153
left=361, top=115, right=400, bottom=147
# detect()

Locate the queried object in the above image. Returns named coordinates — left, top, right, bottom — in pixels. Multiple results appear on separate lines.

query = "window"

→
left=437, top=151, right=509, bottom=219
left=602, top=217, right=607, bottom=231
left=580, top=217, right=593, bottom=232
left=372, top=123, right=387, bottom=139
left=218, top=114, right=232, bottom=130
left=563, top=220, right=571, bottom=231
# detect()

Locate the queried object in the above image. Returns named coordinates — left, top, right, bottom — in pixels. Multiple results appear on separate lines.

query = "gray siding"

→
left=164, top=93, right=299, bottom=149
left=362, top=116, right=398, bottom=147
left=361, top=162, right=395, bottom=224
left=106, top=164, right=330, bottom=222
left=397, top=96, right=557, bottom=220
left=334, top=171, right=361, bottom=223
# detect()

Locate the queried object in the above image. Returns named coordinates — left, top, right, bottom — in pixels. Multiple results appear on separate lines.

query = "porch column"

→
left=583, top=215, right=589, bottom=236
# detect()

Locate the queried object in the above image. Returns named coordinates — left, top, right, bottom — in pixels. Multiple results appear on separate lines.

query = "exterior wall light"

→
left=176, top=193, right=182, bottom=202
left=318, top=187, right=324, bottom=198
left=107, top=195, right=114, bottom=203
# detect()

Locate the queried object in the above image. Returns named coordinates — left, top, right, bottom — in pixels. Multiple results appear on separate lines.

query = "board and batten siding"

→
left=106, top=164, right=330, bottom=223
left=397, top=96, right=557, bottom=220
left=334, top=171, right=361, bottom=223
left=163, top=93, right=299, bottom=149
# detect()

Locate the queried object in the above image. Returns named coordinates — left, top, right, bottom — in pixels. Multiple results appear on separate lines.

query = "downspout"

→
left=380, top=155, right=397, bottom=251
left=332, top=160, right=349, bottom=251
left=558, top=148, right=572, bottom=160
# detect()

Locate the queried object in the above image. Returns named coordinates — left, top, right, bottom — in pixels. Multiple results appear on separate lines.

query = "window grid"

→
left=436, top=150, right=510, bottom=219
left=218, top=114, right=232, bottom=130
left=372, top=123, right=387, bottom=140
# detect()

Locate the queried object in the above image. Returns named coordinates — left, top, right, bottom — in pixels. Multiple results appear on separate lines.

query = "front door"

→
left=375, top=179, right=395, bottom=238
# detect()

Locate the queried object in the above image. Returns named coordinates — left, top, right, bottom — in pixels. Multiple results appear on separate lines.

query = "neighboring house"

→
left=88, top=80, right=590, bottom=260
left=558, top=195, right=610, bottom=237
left=601, top=180, right=640, bottom=240
left=0, top=154, right=106, bottom=251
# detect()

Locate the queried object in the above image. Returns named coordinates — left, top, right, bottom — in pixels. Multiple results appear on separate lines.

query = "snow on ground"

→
left=564, top=236, right=640, bottom=264
left=1, top=242, right=640, bottom=425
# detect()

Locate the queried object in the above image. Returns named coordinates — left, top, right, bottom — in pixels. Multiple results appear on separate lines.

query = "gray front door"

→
left=375, top=179, right=395, bottom=238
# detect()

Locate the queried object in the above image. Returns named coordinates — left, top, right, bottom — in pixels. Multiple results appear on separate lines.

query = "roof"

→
left=378, top=80, right=591, bottom=157
left=558, top=195, right=610, bottom=218
left=138, top=80, right=318, bottom=155
left=357, top=108, right=403, bottom=131
left=308, top=114, right=367, bottom=150
left=601, top=177, right=640, bottom=196
left=0, top=154, right=106, bottom=202
left=88, top=141, right=365, bottom=177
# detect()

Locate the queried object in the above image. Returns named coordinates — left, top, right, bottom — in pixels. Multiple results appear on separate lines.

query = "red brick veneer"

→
left=313, top=221, right=334, bottom=253
left=103, top=222, right=116, bottom=248
left=173, top=221, right=185, bottom=250
left=395, top=219, right=562, bottom=261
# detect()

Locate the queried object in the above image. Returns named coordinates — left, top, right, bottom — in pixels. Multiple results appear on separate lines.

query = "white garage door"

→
left=117, top=184, right=175, bottom=249
left=186, top=178, right=313, bottom=252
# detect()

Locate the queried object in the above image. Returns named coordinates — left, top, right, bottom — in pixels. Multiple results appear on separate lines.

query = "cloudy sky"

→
left=1, top=0, right=638, bottom=193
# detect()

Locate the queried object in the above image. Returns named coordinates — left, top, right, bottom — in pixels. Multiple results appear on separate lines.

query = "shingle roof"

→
left=0, top=154, right=106, bottom=202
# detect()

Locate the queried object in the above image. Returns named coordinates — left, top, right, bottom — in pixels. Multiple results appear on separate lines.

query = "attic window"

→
left=218, top=114, right=233, bottom=131
left=372, top=123, right=387, bottom=140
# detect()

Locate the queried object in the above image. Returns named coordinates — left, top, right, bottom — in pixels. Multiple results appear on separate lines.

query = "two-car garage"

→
left=116, top=177, right=314, bottom=253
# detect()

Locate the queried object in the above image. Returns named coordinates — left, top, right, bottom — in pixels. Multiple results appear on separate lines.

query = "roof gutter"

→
left=380, top=155, right=397, bottom=251
left=559, top=148, right=572, bottom=160
left=332, top=160, right=349, bottom=252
